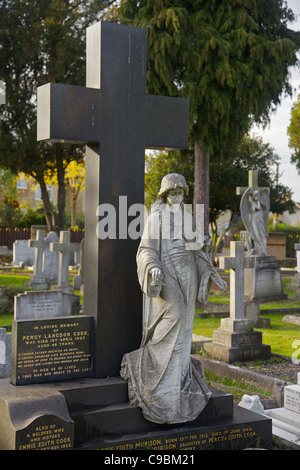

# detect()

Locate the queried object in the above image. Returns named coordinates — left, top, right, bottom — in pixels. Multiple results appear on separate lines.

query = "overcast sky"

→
left=251, top=0, right=300, bottom=202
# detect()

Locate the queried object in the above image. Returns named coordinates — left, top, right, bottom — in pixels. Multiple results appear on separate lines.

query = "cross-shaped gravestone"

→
left=219, top=241, right=255, bottom=321
left=37, top=21, right=189, bottom=378
left=50, top=231, right=77, bottom=293
left=236, top=169, right=270, bottom=256
left=29, top=230, right=48, bottom=279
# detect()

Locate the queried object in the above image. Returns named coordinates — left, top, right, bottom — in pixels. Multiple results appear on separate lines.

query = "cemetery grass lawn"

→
left=193, top=313, right=300, bottom=357
left=0, top=272, right=82, bottom=328
left=194, top=276, right=300, bottom=357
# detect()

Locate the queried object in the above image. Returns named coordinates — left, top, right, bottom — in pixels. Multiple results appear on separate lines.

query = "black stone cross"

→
left=37, top=22, right=189, bottom=377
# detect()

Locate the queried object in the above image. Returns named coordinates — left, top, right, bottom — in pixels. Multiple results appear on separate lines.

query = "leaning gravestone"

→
left=0, top=21, right=272, bottom=451
left=237, top=170, right=287, bottom=302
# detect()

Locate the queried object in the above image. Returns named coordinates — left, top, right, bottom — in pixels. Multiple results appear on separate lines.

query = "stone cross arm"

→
left=49, top=231, right=77, bottom=254
left=219, top=253, right=255, bottom=271
left=37, top=22, right=189, bottom=151
left=37, top=83, right=188, bottom=150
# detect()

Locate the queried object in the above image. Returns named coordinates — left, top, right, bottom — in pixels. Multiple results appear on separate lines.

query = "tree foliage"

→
left=288, top=92, right=300, bottom=173
left=0, top=0, right=115, bottom=230
left=145, top=135, right=294, bottom=253
left=120, top=0, right=300, bottom=232
left=120, top=0, right=300, bottom=152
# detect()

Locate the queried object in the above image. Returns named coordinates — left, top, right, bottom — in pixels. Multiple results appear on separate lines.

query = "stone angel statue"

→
left=240, top=187, right=270, bottom=256
left=120, top=173, right=227, bottom=424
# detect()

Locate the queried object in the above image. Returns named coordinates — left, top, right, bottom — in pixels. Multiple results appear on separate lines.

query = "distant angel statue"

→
left=120, top=173, right=227, bottom=424
left=240, top=187, right=270, bottom=256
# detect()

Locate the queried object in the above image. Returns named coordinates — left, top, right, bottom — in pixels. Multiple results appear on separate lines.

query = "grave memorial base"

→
left=0, top=372, right=272, bottom=450
left=204, top=318, right=271, bottom=363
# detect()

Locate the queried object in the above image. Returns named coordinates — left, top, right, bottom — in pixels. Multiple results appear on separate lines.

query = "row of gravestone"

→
left=0, top=231, right=85, bottom=378
left=12, top=230, right=84, bottom=293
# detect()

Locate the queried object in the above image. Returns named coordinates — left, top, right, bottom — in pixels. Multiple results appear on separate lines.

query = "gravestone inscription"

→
left=14, top=290, right=72, bottom=320
left=11, top=315, right=93, bottom=385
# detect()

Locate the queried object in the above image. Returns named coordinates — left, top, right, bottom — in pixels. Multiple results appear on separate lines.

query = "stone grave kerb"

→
left=50, top=231, right=76, bottom=291
left=37, top=21, right=189, bottom=378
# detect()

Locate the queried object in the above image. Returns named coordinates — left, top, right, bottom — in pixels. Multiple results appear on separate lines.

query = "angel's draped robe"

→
left=120, top=205, right=225, bottom=424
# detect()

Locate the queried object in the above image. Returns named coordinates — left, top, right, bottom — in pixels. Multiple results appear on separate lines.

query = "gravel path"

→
left=243, top=355, right=300, bottom=383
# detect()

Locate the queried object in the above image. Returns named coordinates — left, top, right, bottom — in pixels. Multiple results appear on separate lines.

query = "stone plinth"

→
left=265, top=373, right=300, bottom=447
left=204, top=318, right=271, bottom=363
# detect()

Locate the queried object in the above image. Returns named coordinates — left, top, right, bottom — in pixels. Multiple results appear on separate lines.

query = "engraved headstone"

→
left=10, top=316, right=93, bottom=385
left=0, top=382, right=74, bottom=450
left=14, top=290, right=72, bottom=320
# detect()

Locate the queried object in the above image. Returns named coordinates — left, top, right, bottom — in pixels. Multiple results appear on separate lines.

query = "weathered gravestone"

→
left=43, top=231, right=59, bottom=282
left=0, top=21, right=272, bottom=451
left=50, top=231, right=77, bottom=294
left=28, top=230, right=50, bottom=289
left=14, top=290, right=72, bottom=320
left=205, top=241, right=271, bottom=363
left=13, top=239, right=35, bottom=266
left=237, top=170, right=286, bottom=302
